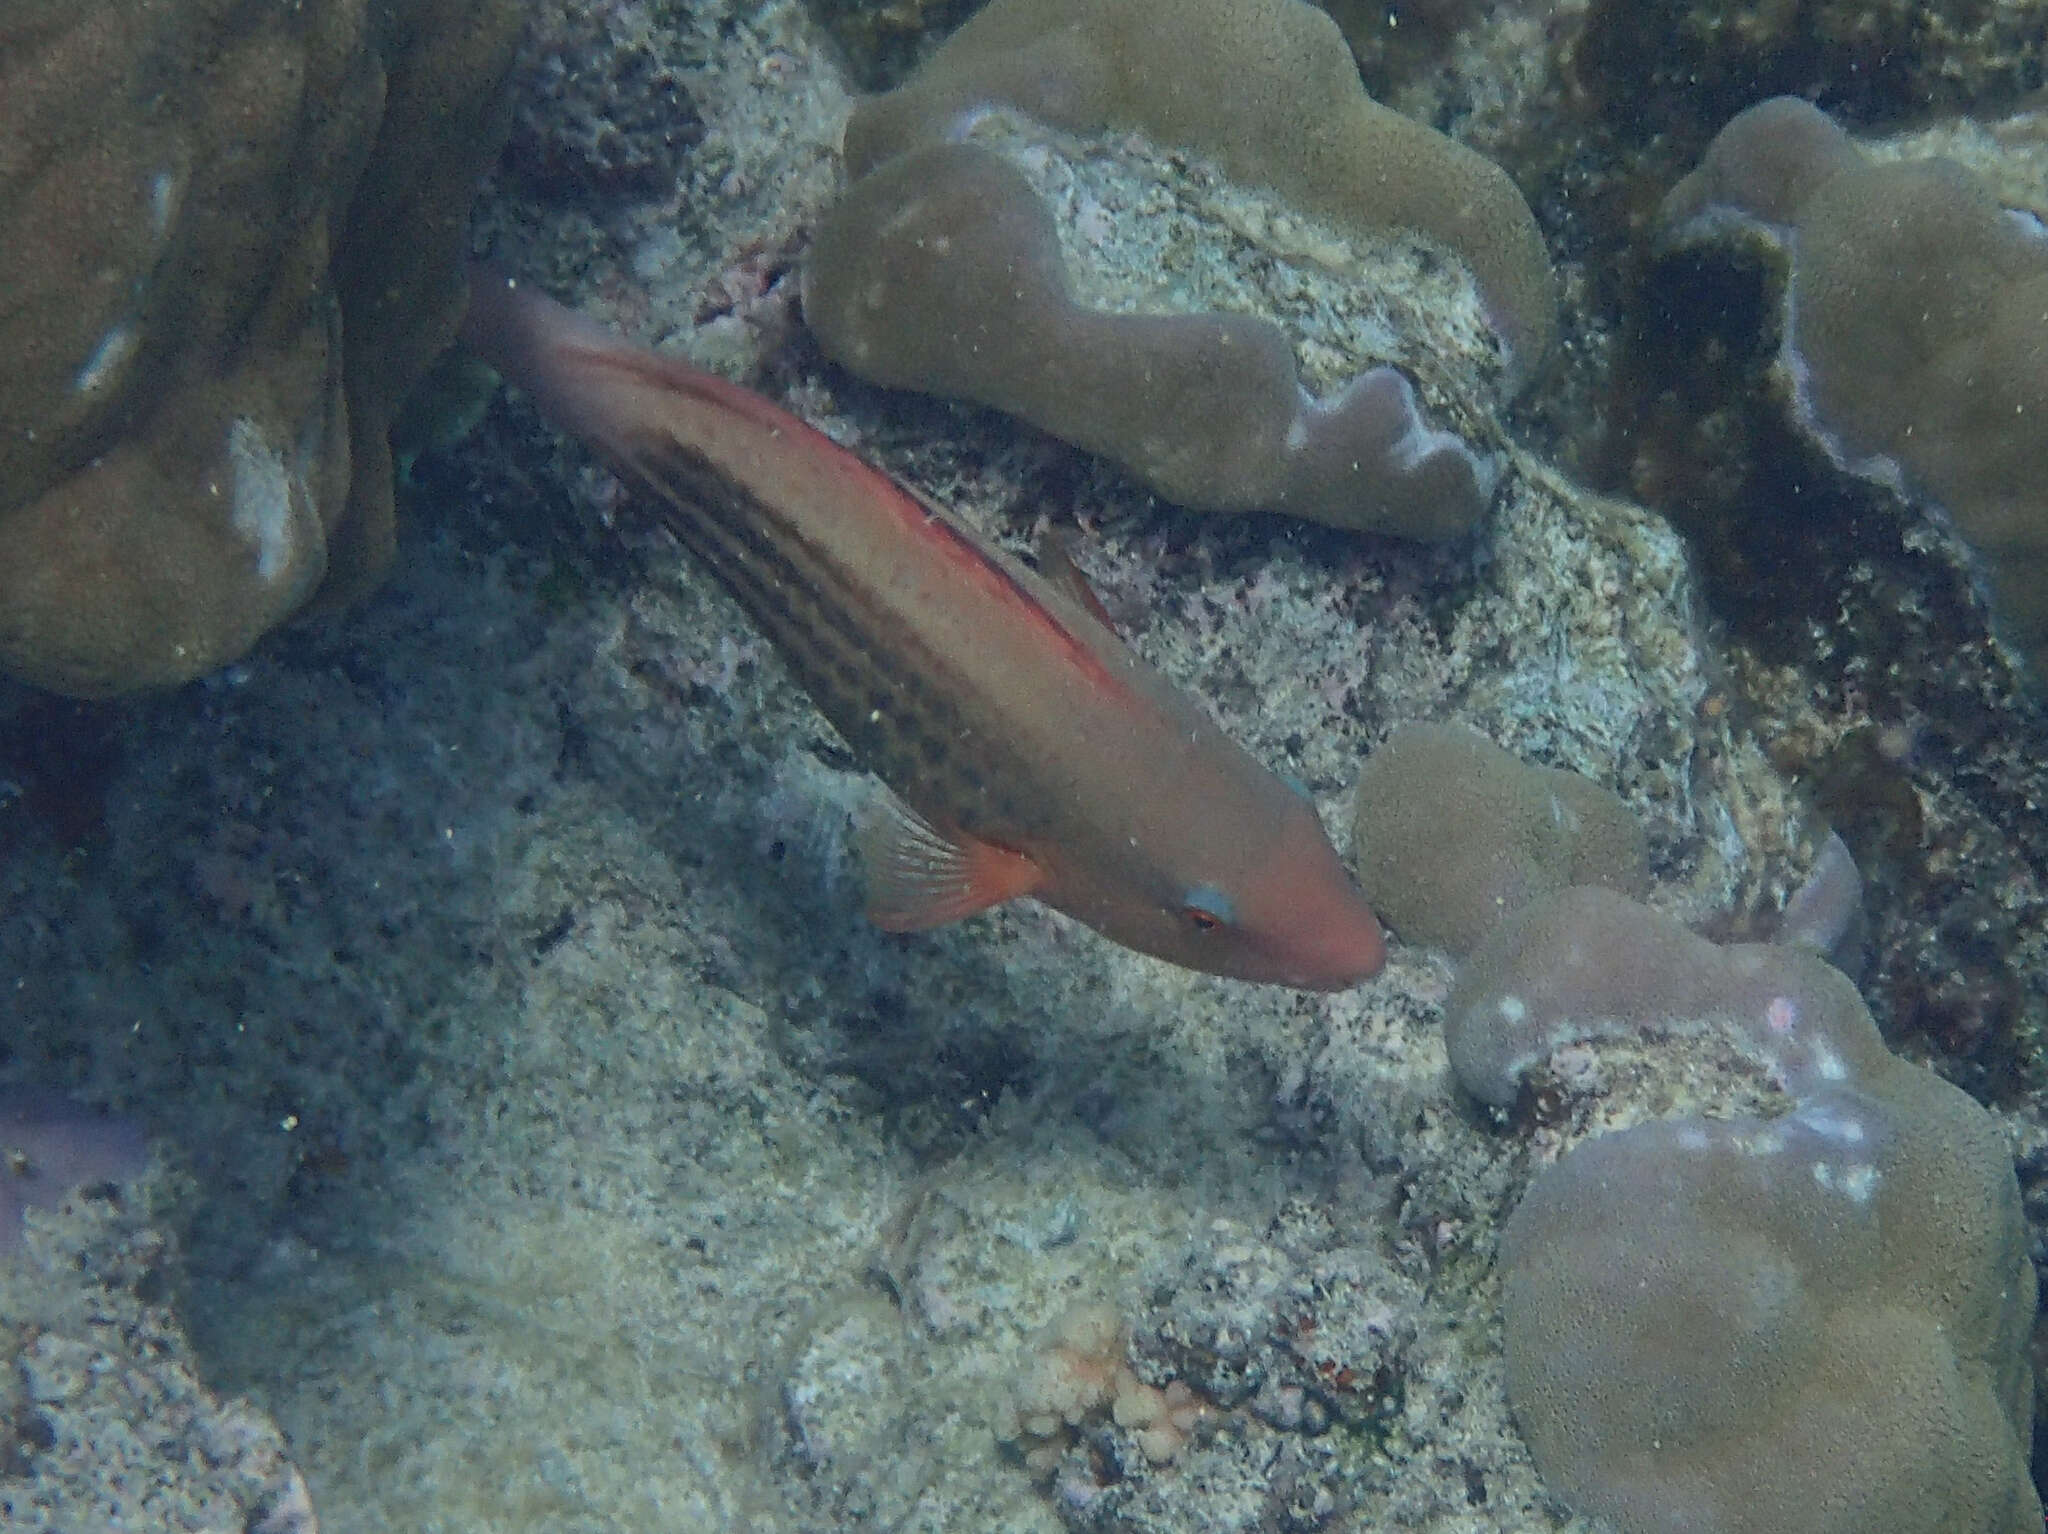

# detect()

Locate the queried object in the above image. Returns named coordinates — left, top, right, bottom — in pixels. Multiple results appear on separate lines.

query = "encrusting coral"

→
left=836, top=0, right=1555, bottom=372
left=1344, top=718, right=2038, bottom=1534
left=1659, top=96, right=2048, bottom=677
left=0, top=0, right=519, bottom=696
left=1455, top=887, right=2038, bottom=1534
left=805, top=140, right=1499, bottom=539
left=804, top=0, right=1553, bottom=539
left=1349, top=722, right=1648, bottom=956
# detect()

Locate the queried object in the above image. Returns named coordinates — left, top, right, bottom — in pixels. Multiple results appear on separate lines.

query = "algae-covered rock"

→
left=0, top=0, right=519, bottom=696
left=0, top=1126, right=317, bottom=1530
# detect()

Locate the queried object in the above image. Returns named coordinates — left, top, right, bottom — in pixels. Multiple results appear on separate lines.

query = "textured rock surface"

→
left=0, top=1169, right=316, bottom=1532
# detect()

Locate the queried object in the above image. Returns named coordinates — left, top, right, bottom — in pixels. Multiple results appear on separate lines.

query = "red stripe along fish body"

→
left=459, top=271, right=1385, bottom=989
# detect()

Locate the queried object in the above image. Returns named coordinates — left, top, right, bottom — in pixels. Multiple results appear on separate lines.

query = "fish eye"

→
left=1180, top=884, right=1236, bottom=933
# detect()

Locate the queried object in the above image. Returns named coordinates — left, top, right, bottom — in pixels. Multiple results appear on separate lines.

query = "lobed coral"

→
left=1443, top=886, right=1871, bottom=1110
left=1349, top=722, right=1647, bottom=957
left=805, top=140, right=1498, bottom=538
left=1448, top=887, right=2038, bottom=1534
left=1342, top=716, right=2037, bottom=1532
left=0, top=0, right=519, bottom=696
left=803, top=0, right=1554, bottom=539
left=1659, top=96, right=2048, bottom=677
left=835, top=0, right=1555, bottom=370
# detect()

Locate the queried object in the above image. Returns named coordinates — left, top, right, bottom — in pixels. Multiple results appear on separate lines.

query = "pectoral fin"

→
left=858, top=792, right=1045, bottom=930
left=1035, top=532, right=1122, bottom=634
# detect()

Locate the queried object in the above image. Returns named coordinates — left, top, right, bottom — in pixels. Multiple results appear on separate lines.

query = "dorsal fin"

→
left=1034, top=531, right=1121, bottom=634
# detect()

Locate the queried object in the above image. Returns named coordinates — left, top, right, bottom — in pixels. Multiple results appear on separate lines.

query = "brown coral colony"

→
left=0, top=0, right=519, bottom=696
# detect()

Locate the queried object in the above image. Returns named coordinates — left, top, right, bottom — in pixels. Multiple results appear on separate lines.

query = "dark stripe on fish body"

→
left=627, top=431, right=1010, bottom=825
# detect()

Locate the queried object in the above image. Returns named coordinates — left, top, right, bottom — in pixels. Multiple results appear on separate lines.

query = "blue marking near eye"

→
left=1181, top=883, right=1237, bottom=930
left=1280, top=773, right=1313, bottom=804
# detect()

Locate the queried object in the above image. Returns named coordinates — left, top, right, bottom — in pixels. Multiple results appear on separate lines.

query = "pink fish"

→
left=459, top=271, right=1384, bottom=988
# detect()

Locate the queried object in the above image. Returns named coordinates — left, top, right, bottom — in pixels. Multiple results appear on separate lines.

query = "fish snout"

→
left=1227, top=814, right=1388, bottom=988
left=1276, top=894, right=1386, bottom=989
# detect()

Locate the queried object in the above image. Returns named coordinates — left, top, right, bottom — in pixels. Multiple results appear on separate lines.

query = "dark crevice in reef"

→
left=1595, top=231, right=2048, bottom=1103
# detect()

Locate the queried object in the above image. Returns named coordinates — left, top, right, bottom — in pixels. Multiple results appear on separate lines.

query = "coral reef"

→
left=1350, top=721, right=1648, bottom=956
left=805, top=136, right=1499, bottom=537
left=838, top=0, right=1555, bottom=373
left=1608, top=100, right=2048, bottom=1096
left=1658, top=96, right=2048, bottom=677
left=1451, top=887, right=2038, bottom=1534
left=804, top=0, right=1554, bottom=538
left=1527, top=0, right=2048, bottom=390
left=0, top=0, right=519, bottom=696
left=3, top=0, right=2045, bottom=1530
